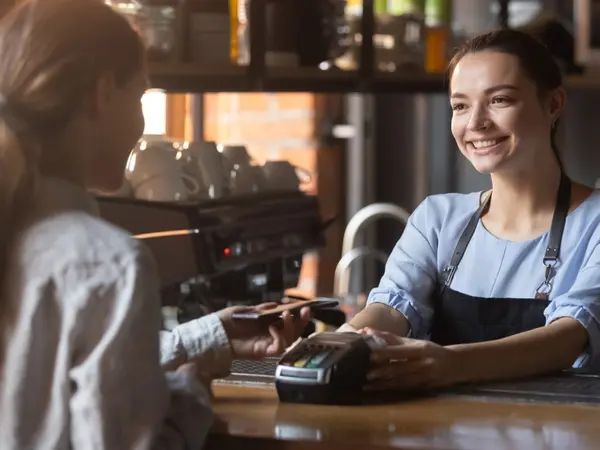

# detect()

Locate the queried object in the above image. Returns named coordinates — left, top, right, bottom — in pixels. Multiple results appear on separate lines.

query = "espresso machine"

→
left=95, top=190, right=334, bottom=326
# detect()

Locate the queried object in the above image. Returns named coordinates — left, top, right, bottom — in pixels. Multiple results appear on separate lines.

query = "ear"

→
left=84, top=73, right=117, bottom=119
left=547, top=86, right=566, bottom=125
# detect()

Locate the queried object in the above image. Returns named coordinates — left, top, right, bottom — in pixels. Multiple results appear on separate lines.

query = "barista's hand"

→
left=359, top=327, right=455, bottom=391
left=217, top=302, right=311, bottom=359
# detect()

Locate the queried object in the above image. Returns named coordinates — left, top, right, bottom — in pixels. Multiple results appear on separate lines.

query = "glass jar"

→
left=105, top=1, right=177, bottom=62
left=105, top=0, right=140, bottom=28
left=137, top=4, right=178, bottom=61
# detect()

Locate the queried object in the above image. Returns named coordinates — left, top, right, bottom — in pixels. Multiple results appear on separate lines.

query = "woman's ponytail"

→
left=0, top=112, right=38, bottom=320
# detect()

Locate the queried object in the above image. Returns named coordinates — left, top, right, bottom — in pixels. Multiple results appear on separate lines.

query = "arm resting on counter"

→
left=448, top=317, right=588, bottom=384
left=448, top=255, right=600, bottom=383
left=347, top=303, right=411, bottom=336
left=341, top=198, right=439, bottom=337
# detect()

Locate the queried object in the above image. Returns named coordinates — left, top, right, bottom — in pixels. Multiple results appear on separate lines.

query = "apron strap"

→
left=544, top=173, right=572, bottom=263
left=441, top=174, right=572, bottom=296
left=440, top=191, right=491, bottom=286
left=536, top=173, right=571, bottom=299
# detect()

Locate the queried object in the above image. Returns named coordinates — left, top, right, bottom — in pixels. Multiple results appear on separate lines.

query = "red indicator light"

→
left=224, top=248, right=231, bottom=256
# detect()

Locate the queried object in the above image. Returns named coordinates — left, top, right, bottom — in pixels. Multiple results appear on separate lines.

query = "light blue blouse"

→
left=367, top=190, right=600, bottom=370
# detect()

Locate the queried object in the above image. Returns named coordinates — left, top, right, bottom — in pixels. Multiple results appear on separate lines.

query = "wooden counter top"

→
left=206, top=383, right=600, bottom=450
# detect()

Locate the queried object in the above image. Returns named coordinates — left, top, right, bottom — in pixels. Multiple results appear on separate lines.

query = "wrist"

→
left=216, top=310, right=235, bottom=341
left=445, top=344, right=477, bottom=385
left=207, top=312, right=235, bottom=373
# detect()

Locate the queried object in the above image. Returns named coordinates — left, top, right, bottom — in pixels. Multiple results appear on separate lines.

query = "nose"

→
left=467, top=105, right=490, bottom=131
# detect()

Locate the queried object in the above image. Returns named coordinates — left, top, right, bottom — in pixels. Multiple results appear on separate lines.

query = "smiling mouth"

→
left=468, top=137, right=509, bottom=150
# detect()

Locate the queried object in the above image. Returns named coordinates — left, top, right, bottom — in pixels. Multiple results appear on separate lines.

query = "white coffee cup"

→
left=133, top=172, right=200, bottom=202
left=186, top=141, right=230, bottom=198
left=126, top=136, right=201, bottom=202
left=220, top=144, right=253, bottom=167
left=262, top=160, right=312, bottom=191
left=229, top=163, right=267, bottom=195
left=126, top=140, right=186, bottom=186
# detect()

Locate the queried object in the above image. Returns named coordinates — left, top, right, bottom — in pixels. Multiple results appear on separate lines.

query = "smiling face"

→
left=449, top=50, right=562, bottom=175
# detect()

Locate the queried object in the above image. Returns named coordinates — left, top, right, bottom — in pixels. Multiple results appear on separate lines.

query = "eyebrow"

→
left=450, top=84, right=519, bottom=99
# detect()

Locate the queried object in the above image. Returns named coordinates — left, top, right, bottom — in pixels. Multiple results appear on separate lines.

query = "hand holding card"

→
left=231, top=299, right=339, bottom=321
left=217, top=302, right=313, bottom=359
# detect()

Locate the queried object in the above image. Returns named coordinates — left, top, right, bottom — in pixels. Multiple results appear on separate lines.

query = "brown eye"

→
left=491, top=96, right=509, bottom=104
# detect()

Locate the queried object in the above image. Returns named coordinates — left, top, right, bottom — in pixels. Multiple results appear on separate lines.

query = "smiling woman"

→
left=342, top=29, right=600, bottom=393
left=448, top=31, right=565, bottom=175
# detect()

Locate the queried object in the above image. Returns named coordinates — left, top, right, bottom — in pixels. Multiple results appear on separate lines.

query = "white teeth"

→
left=472, top=139, right=499, bottom=149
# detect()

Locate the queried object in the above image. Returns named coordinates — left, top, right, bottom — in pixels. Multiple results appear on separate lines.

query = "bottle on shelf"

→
left=230, top=0, right=239, bottom=64
left=424, top=0, right=452, bottom=73
left=184, top=0, right=231, bottom=66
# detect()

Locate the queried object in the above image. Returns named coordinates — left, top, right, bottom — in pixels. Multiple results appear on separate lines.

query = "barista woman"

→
left=344, top=29, right=600, bottom=391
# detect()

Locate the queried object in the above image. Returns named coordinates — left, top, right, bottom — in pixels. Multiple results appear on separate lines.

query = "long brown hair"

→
left=0, top=0, right=144, bottom=309
left=447, top=29, right=564, bottom=170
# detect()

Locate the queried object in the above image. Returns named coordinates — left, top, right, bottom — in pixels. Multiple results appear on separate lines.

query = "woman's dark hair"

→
left=447, top=29, right=564, bottom=170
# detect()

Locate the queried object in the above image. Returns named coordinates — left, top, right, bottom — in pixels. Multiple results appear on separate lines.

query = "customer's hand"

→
left=176, top=362, right=214, bottom=399
left=359, top=327, right=455, bottom=391
left=217, top=302, right=311, bottom=359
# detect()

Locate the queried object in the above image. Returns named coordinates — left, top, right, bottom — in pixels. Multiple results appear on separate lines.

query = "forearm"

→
left=447, top=318, right=588, bottom=384
left=160, top=313, right=232, bottom=378
left=347, top=303, right=411, bottom=336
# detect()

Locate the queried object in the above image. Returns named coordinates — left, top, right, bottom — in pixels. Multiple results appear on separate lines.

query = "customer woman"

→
left=0, top=0, right=308, bottom=448
left=342, top=29, right=600, bottom=391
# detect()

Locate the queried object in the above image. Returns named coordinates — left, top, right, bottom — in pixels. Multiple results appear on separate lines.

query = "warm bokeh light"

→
left=142, top=89, right=167, bottom=135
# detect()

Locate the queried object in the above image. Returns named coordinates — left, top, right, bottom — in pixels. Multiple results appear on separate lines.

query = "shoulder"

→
left=570, top=190, right=600, bottom=223
left=566, top=190, right=600, bottom=254
left=409, top=191, right=482, bottom=231
left=15, top=210, right=155, bottom=284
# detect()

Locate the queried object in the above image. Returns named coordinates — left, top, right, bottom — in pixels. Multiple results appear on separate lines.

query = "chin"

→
left=469, top=153, right=513, bottom=173
left=471, top=163, right=500, bottom=174
left=464, top=145, right=514, bottom=174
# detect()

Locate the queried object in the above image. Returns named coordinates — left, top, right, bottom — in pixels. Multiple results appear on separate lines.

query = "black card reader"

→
left=275, top=332, right=379, bottom=405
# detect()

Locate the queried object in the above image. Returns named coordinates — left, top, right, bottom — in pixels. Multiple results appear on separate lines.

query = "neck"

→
left=38, top=124, right=87, bottom=188
left=487, top=154, right=562, bottom=228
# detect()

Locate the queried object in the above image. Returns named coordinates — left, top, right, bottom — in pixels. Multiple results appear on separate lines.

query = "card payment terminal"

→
left=275, top=332, right=377, bottom=405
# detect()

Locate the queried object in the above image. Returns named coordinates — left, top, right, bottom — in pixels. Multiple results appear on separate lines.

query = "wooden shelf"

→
left=373, top=71, right=448, bottom=93
left=148, top=64, right=251, bottom=93
left=148, top=64, right=448, bottom=93
left=146, top=0, right=600, bottom=95
left=148, top=64, right=600, bottom=94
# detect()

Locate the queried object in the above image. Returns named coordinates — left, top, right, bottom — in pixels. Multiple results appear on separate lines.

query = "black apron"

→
left=430, top=174, right=572, bottom=346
